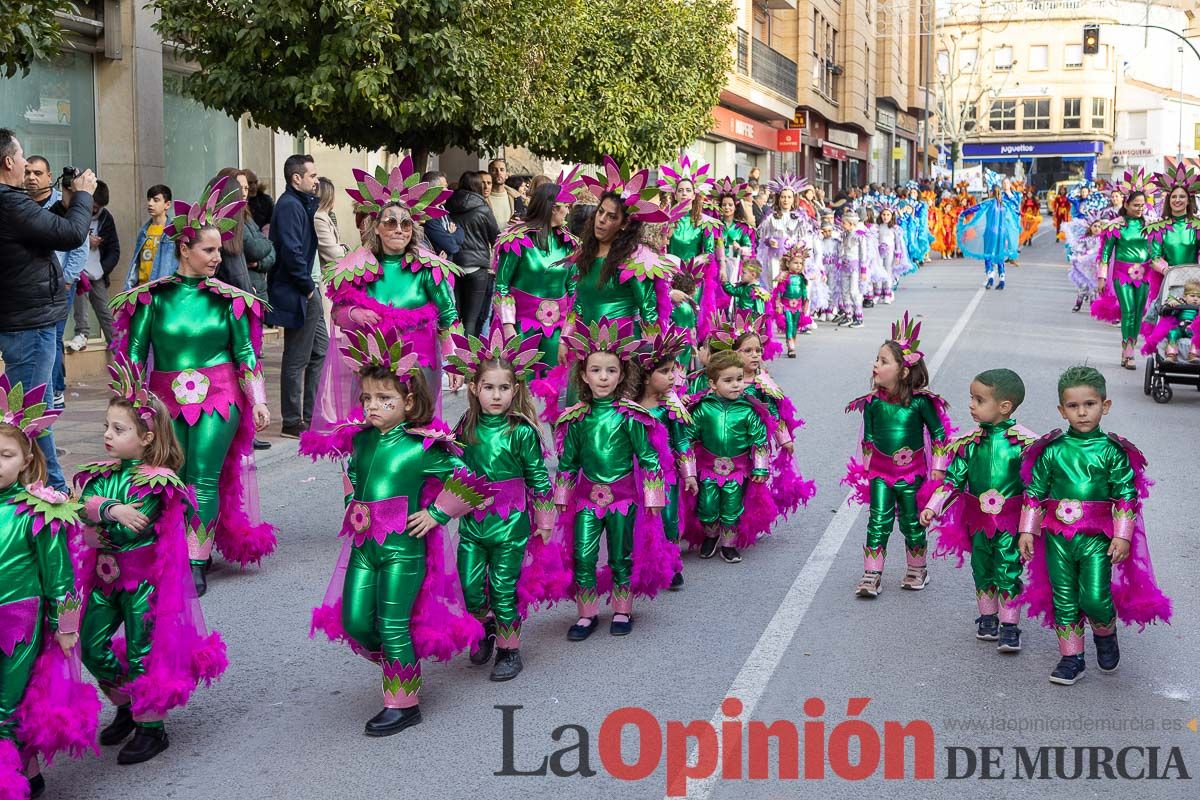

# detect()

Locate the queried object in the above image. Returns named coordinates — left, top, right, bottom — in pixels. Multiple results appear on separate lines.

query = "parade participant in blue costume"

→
left=957, top=170, right=1021, bottom=290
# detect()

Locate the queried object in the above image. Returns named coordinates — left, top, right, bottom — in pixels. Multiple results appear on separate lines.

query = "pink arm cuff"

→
left=924, top=483, right=954, bottom=518
left=241, top=369, right=268, bottom=406
left=679, top=452, right=697, bottom=480
left=552, top=474, right=575, bottom=506
left=1018, top=501, right=1045, bottom=536
left=642, top=474, right=667, bottom=508
left=496, top=295, right=517, bottom=325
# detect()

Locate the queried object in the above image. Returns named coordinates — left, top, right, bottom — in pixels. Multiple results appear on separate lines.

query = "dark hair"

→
left=568, top=204, right=595, bottom=238
left=576, top=192, right=643, bottom=288
left=671, top=270, right=696, bottom=294
left=283, top=153, right=314, bottom=186
left=455, top=358, right=543, bottom=447
left=93, top=180, right=110, bottom=208
left=27, top=155, right=49, bottom=171
left=1057, top=364, right=1106, bottom=401
left=458, top=171, right=485, bottom=196
left=632, top=351, right=680, bottom=401
left=488, top=158, right=506, bottom=172
left=879, top=340, right=929, bottom=406
left=570, top=350, right=638, bottom=404
left=107, top=396, right=185, bottom=471
left=523, top=182, right=561, bottom=241
left=1118, top=191, right=1146, bottom=219
left=214, top=167, right=247, bottom=255
left=717, top=191, right=749, bottom=224
left=974, top=368, right=1025, bottom=410
left=359, top=365, right=435, bottom=428
left=705, top=349, right=744, bottom=380
left=420, top=170, right=445, bottom=184
left=505, top=175, right=528, bottom=192
left=1165, top=185, right=1198, bottom=218
left=0, top=129, right=17, bottom=163
left=733, top=330, right=763, bottom=352
left=147, top=184, right=172, bottom=202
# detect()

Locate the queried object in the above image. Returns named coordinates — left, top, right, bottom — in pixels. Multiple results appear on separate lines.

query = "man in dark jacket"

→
left=420, top=170, right=464, bottom=259
left=267, top=154, right=327, bottom=438
left=0, top=128, right=95, bottom=490
left=447, top=171, right=500, bottom=336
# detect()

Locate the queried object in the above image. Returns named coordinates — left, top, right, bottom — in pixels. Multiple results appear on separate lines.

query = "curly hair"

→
left=576, top=192, right=644, bottom=288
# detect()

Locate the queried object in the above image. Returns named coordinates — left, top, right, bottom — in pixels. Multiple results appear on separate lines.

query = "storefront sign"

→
left=710, top=105, right=780, bottom=151
left=826, top=127, right=860, bottom=150
left=892, top=146, right=903, bottom=160
left=777, top=129, right=802, bottom=152
left=821, top=143, right=848, bottom=161
left=962, top=140, right=1103, bottom=158
left=876, top=108, right=896, bottom=131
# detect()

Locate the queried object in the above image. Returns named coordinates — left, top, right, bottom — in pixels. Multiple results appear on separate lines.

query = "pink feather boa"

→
left=0, top=740, right=28, bottom=800
left=694, top=255, right=728, bottom=341
left=529, top=363, right=569, bottom=425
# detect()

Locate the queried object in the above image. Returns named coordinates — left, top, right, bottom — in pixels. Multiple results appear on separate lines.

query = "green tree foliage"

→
left=0, top=1, right=76, bottom=79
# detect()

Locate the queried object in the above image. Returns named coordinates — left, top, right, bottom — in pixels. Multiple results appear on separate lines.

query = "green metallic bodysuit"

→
left=1100, top=217, right=1153, bottom=346
left=494, top=228, right=577, bottom=369
left=456, top=414, right=553, bottom=648
left=571, top=257, right=658, bottom=335
left=1021, top=428, right=1137, bottom=655
left=776, top=273, right=809, bottom=339
left=0, top=483, right=78, bottom=746
left=644, top=395, right=692, bottom=544
left=554, top=398, right=664, bottom=616
left=681, top=394, right=769, bottom=544
left=1151, top=215, right=1199, bottom=267
left=724, top=282, right=769, bottom=315
left=720, top=220, right=753, bottom=263
left=669, top=216, right=715, bottom=263
left=367, top=254, right=459, bottom=326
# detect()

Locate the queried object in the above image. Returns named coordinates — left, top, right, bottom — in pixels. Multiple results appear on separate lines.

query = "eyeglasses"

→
left=379, top=218, right=413, bottom=231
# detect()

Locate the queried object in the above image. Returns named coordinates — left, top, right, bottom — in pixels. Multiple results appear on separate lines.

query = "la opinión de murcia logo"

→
left=495, top=699, right=1194, bottom=796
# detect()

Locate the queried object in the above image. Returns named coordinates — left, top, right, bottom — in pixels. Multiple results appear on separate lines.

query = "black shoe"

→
left=490, top=648, right=523, bottom=682
left=567, top=616, right=598, bottom=641
left=29, top=774, right=45, bottom=799
left=863, top=298, right=875, bottom=308
left=190, top=562, right=207, bottom=598
left=280, top=424, right=303, bottom=439
left=471, top=618, right=496, bottom=666
left=975, top=614, right=999, bottom=641
left=1094, top=632, right=1120, bottom=673
left=1073, top=298, right=1083, bottom=312
left=609, top=614, right=634, bottom=636
left=720, top=546, right=742, bottom=563
left=997, top=624, right=1022, bottom=652
left=117, top=725, right=169, bottom=764
left=100, top=703, right=135, bottom=746
left=669, top=571, right=684, bottom=590
left=1049, top=654, right=1086, bottom=686
left=699, top=536, right=719, bottom=559
left=787, top=350, right=797, bottom=359
left=364, top=706, right=422, bottom=737
left=253, top=438, right=272, bottom=451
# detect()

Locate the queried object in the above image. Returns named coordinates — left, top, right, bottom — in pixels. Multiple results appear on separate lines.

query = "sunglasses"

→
left=379, top=218, right=413, bottom=231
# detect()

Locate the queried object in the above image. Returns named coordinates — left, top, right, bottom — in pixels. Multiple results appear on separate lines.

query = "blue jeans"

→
left=0, top=325, right=68, bottom=490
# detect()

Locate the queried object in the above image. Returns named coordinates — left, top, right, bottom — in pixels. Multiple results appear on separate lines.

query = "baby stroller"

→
left=1142, top=264, right=1200, bottom=404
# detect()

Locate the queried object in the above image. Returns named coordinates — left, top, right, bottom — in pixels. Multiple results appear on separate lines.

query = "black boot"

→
left=997, top=624, right=1022, bottom=653
left=699, top=536, right=719, bottom=559
left=1094, top=632, right=1120, bottom=673
left=29, top=774, right=45, bottom=799
left=117, top=724, right=169, bottom=764
left=471, top=618, right=496, bottom=666
left=490, top=648, right=523, bottom=682
left=364, top=706, right=422, bottom=737
left=974, top=614, right=999, bottom=641
left=100, top=703, right=135, bottom=746
left=669, top=571, right=684, bottom=590
left=1049, top=654, right=1086, bottom=686
left=191, top=562, right=207, bottom=598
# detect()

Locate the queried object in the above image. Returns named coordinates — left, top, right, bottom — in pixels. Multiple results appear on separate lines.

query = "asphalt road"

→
left=48, top=227, right=1199, bottom=799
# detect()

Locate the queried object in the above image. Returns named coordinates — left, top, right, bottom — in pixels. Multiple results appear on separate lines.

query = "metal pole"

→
left=921, top=0, right=932, bottom=179
left=1180, top=47, right=1186, bottom=160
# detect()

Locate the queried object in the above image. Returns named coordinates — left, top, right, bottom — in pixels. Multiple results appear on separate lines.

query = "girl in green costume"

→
left=446, top=331, right=565, bottom=682
left=1142, top=165, right=1200, bottom=358
left=1095, top=171, right=1157, bottom=369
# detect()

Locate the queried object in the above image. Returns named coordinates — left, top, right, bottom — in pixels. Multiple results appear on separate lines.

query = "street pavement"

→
left=47, top=226, right=1199, bottom=799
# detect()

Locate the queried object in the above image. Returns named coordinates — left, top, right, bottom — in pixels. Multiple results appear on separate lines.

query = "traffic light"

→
left=1083, top=24, right=1100, bottom=55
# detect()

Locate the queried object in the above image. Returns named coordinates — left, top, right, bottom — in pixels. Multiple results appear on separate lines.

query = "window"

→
left=0, top=51, right=97, bottom=173
left=937, top=49, right=950, bottom=75
left=1022, top=98, right=1050, bottom=130
left=1029, top=45, right=1048, bottom=71
left=1064, top=44, right=1083, bottom=68
left=1091, top=97, right=1107, bottom=129
left=994, top=46, right=1013, bottom=71
left=811, top=10, right=822, bottom=90
left=989, top=99, right=1017, bottom=131
left=164, top=72, right=239, bottom=203
left=959, top=48, right=977, bottom=71
left=961, top=102, right=977, bottom=133
left=1063, top=97, right=1081, bottom=129
left=1126, top=110, right=1148, bottom=139
left=753, top=3, right=770, bottom=43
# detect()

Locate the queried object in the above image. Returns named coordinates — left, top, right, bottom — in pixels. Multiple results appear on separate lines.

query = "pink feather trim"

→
left=12, top=642, right=100, bottom=765
left=0, top=740, right=28, bottom=800
left=529, top=363, right=569, bottom=425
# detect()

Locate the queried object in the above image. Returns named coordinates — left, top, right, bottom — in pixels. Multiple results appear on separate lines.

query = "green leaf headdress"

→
left=163, top=175, right=246, bottom=243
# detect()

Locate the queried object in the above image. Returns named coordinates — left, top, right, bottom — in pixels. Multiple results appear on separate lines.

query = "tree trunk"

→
left=411, top=147, right=430, bottom=175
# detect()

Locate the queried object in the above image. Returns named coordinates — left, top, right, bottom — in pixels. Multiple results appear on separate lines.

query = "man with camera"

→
left=0, top=128, right=96, bottom=491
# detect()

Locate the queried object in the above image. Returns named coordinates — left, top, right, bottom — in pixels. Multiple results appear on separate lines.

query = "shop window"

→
left=0, top=51, right=97, bottom=173
left=163, top=72, right=240, bottom=203
left=1022, top=98, right=1050, bottom=130
left=989, top=99, right=1016, bottom=132
left=1063, top=98, right=1081, bottom=130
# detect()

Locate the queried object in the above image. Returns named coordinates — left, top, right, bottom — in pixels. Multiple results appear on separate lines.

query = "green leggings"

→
left=662, top=483, right=681, bottom=543
left=172, top=406, right=240, bottom=565
left=864, top=477, right=926, bottom=554
left=697, top=479, right=744, bottom=530
left=1046, top=532, right=1115, bottom=629
left=783, top=310, right=804, bottom=340
left=1114, top=277, right=1151, bottom=344
left=81, top=582, right=155, bottom=715
left=458, top=512, right=530, bottom=631
left=970, top=530, right=1023, bottom=597
left=341, top=534, right=425, bottom=665
left=573, top=507, right=634, bottom=591
left=0, top=605, right=41, bottom=744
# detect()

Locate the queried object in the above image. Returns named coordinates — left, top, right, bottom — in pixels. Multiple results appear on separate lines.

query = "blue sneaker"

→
left=975, top=614, right=999, bottom=641
left=1049, top=654, right=1086, bottom=685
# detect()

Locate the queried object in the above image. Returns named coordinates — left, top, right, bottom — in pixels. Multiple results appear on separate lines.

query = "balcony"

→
left=737, top=29, right=798, bottom=102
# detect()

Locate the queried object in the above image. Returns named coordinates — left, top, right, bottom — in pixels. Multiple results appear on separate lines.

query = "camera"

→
left=59, top=166, right=80, bottom=188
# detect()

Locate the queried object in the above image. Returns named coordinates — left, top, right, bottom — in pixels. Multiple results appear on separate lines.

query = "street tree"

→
left=1, top=1, right=76, bottom=78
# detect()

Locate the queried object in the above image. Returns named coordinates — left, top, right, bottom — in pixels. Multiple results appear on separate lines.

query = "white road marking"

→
left=679, top=287, right=986, bottom=800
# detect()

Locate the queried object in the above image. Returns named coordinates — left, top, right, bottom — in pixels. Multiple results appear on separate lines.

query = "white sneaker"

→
left=65, top=333, right=88, bottom=352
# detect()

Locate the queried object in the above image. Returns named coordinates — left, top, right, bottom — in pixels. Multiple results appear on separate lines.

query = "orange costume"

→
left=1051, top=192, right=1072, bottom=240
left=1019, top=190, right=1042, bottom=247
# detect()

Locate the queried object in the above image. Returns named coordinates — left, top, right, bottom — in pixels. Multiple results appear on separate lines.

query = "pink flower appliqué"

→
left=1126, top=263, right=1145, bottom=282
left=589, top=484, right=614, bottom=508
left=892, top=448, right=915, bottom=467
left=535, top=299, right=561, bottom=327
left=713, top=457, right=736, bottom=477
left=26, top=481, right=67, bottom=504
left=1055, top=500, right=1084, bottom=526
left=978, top=489, right=1006, bottom=516
left=171, top=370, right=210, bottom=405
left=349, top=503, right=372, bottom=533
left=96, top=554, right=120, bottom=584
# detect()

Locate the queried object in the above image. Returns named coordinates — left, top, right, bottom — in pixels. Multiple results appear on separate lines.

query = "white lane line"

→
left=679, top=287, right=985, bottom=800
